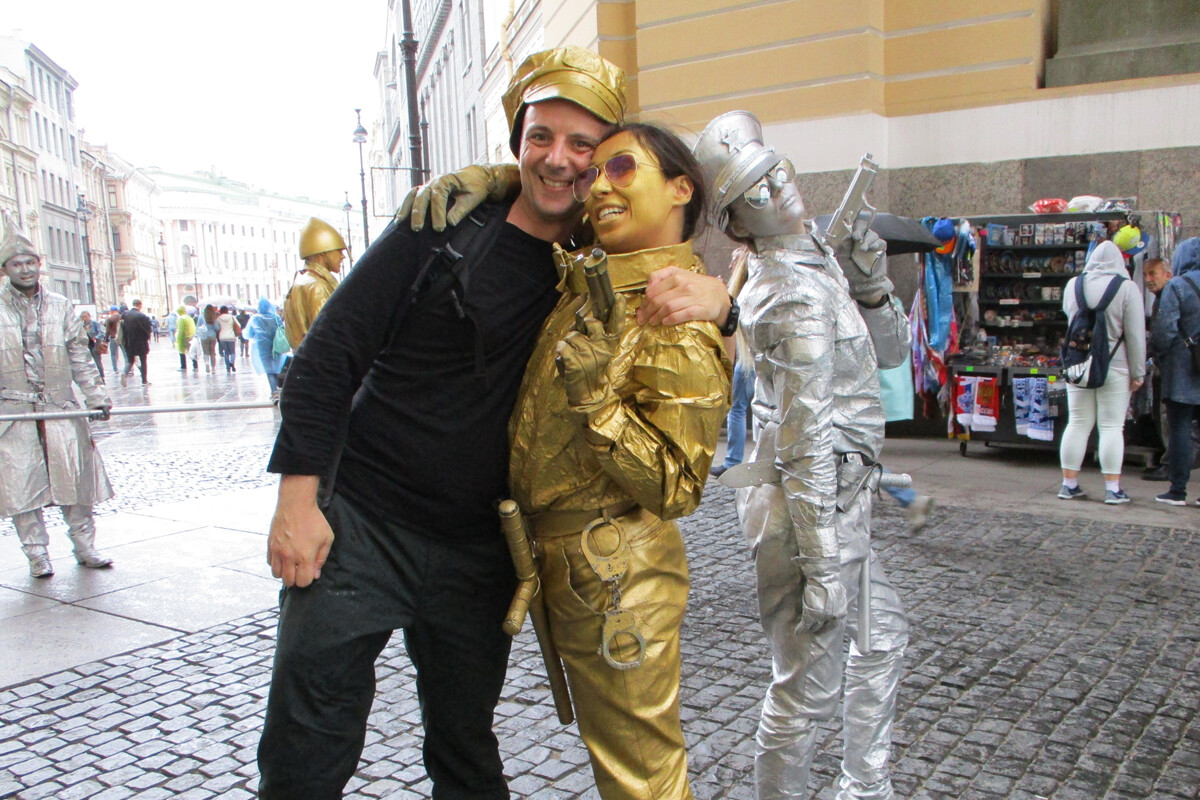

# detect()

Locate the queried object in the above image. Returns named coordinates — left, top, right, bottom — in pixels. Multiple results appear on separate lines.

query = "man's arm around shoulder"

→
left=639, top=267, right=733, bottom=328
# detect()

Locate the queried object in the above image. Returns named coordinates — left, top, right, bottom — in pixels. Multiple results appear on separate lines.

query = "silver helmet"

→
left=692, top=110, right=778, bottom=231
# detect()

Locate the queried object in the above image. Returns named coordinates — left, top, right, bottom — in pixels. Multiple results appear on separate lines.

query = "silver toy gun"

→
left=823, top=153, right=879, bottom=269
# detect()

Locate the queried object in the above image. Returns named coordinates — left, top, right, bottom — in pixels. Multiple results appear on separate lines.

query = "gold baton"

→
left=501, top=503, right=539, bottom=635
left=499, top=500, right=575, bottom=725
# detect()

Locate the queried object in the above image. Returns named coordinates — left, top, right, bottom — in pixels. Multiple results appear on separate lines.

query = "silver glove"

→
left=839, top=229, right=892, bottom=305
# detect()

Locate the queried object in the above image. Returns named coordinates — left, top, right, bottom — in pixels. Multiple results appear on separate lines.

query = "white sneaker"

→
left=906, top=496, right=935, bottom=532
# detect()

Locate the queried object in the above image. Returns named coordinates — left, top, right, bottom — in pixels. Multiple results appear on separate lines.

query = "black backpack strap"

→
left=384, top=202, right=508, bottom=349
left=416, top=203, right=507, bottom=317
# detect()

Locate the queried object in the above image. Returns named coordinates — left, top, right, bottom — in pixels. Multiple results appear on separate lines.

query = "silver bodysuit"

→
left=735, top=231, right=909, bottom=800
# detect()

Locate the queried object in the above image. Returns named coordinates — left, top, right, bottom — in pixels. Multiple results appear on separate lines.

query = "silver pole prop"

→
left=0, top=401, right=277, bottom=422
left=856, top=471, right=910, bottom=655
left=877, top=472, right=911, bottom=489
left=858, top=557, right=872, bottom=655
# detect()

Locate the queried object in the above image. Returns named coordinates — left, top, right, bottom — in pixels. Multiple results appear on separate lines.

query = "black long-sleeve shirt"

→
left=268, top=207, right=559, bottom=539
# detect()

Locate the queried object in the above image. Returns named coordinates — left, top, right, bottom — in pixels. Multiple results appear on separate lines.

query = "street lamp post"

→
left=343, top=191, right=354, bottom=263
left=76, top=194, right=97, bottom=305
left=400, top=0, right=425, bottom=186
left=182, top=245, right=197, bottom=303
left=353, top=109, right=370, bottom=249
left=157, top=234, right=169, bottom=313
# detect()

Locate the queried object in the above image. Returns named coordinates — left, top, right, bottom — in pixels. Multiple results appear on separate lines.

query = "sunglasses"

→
left=572, top=152, right=661, bottom=202
left=743, top=158, right=796, bottom=208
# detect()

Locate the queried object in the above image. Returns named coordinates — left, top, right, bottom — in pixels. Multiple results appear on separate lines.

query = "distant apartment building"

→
left=1, top=66, right=38, bottom=229
left=0, top=36, right=93, bottom=302
left=91, top=146, right=165, bottom=315
left=145, top=167, right=362, bottom=309
left=373, top=0, right=507, bottom=214
left=77, top=141, right=118, bottom=310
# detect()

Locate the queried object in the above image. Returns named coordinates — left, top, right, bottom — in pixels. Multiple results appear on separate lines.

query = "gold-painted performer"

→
left=507, top=122, right=732, bottom=799
left=282, top=218, right=346, bottom=348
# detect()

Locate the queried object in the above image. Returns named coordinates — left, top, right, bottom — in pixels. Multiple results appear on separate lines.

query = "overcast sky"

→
left=6, top=0, right=384, bottom=207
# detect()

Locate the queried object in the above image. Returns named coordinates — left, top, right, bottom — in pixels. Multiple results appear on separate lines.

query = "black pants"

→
left=123, top=350, right=147, bottom=382
left=1165, top=400, right=1200, bottom=496
left=257, top=492, right=516, bottom=800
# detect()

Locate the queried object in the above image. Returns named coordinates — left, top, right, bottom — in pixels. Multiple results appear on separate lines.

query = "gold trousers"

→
left=535, top=506, right=694, bottom=800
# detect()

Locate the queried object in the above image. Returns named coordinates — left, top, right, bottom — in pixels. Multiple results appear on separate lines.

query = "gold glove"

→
left=396, top=163, right=521, bottom=232
left=555, top=294, right=626, bottom=416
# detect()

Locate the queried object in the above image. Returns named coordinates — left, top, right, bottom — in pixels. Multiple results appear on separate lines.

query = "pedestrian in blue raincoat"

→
left=243, top=297, right=287, bottom=401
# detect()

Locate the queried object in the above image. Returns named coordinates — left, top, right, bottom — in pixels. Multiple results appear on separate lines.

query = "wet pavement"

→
left=2, top=342, right=1199, bottom=799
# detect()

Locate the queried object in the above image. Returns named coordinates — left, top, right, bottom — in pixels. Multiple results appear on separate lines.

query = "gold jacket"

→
left=282, top=262, right=339, bottom=348
left=509, top=241, right=732, bottom=519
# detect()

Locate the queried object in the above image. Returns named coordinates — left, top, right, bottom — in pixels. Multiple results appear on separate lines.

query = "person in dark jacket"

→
left=120, top=299, right=153, bottom=386
left=1151, top=237, right=1200, bottom=506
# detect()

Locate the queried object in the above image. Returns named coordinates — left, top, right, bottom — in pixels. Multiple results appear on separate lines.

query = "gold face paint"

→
left=583, top=132, right=689, bottom=254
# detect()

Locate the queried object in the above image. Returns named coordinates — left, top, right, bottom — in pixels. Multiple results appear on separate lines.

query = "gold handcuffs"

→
left=580, top=511, right=646, bottom=671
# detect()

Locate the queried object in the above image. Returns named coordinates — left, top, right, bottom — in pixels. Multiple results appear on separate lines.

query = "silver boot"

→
left=63, top=505, right=113, bottom=569
left=755, top=725, right=819, bottom=799
left=13, top=509, right=55, bottom=577
left=28, top=552, right=54, bottom=578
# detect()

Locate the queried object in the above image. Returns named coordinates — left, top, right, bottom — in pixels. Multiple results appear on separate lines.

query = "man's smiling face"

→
left=508, top=99, right=610, bottom=241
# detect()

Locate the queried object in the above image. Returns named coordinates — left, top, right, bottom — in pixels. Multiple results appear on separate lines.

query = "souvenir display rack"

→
left=969, top=211, right=1129, bottom=360
left=949, top=210, right=1132, bottom=454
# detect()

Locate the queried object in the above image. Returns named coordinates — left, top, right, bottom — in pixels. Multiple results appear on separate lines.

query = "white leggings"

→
left=1060, top=368, right=1130, bottom=475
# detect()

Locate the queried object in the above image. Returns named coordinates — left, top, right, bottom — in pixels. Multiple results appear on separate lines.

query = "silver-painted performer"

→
left=0, top=210, right=114, bottom=578
left=693, top=112, right=909, bottom=800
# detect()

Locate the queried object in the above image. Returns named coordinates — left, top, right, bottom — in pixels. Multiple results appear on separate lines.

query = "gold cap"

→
left=0, top=209, right=38, bottom=267
left=298, top=218, right=346, bottom=259
left=502, top=46, right=626, bottom=156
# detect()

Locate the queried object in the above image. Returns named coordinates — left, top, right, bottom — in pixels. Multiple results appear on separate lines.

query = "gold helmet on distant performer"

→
left=298, top=218, right=346, bottom=259
left=501, top=46, right=627, bottom=156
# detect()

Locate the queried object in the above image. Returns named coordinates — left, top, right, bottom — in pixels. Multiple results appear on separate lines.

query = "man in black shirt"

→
left=258, top=47, right=732, bottom=799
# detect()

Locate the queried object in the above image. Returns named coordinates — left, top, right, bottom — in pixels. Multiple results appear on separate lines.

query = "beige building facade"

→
left=98, top=148, right=166, bottom=315
left=77, top=143, right=118, bottom=311
left=0, top=67, right=37, bottom=230
left=0, top=37, right=95, bottom=302
left=399, top=1, right=1198, bottom=273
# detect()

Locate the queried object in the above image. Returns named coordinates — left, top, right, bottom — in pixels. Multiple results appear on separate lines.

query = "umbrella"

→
left=196, top=296, right=239, bottom=311
left=813, top=211, right=942, bottom=256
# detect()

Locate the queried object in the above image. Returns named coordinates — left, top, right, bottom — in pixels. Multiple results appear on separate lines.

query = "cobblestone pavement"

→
left=2, top=472, right=1198, bottom=799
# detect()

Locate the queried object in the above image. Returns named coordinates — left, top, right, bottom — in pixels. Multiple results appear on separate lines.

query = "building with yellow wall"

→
left=469, top=0, right=1200, bottom=237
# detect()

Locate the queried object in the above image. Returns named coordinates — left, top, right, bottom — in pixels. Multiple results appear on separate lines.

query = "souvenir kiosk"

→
left=946, top=209, right=1181, bottom=457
